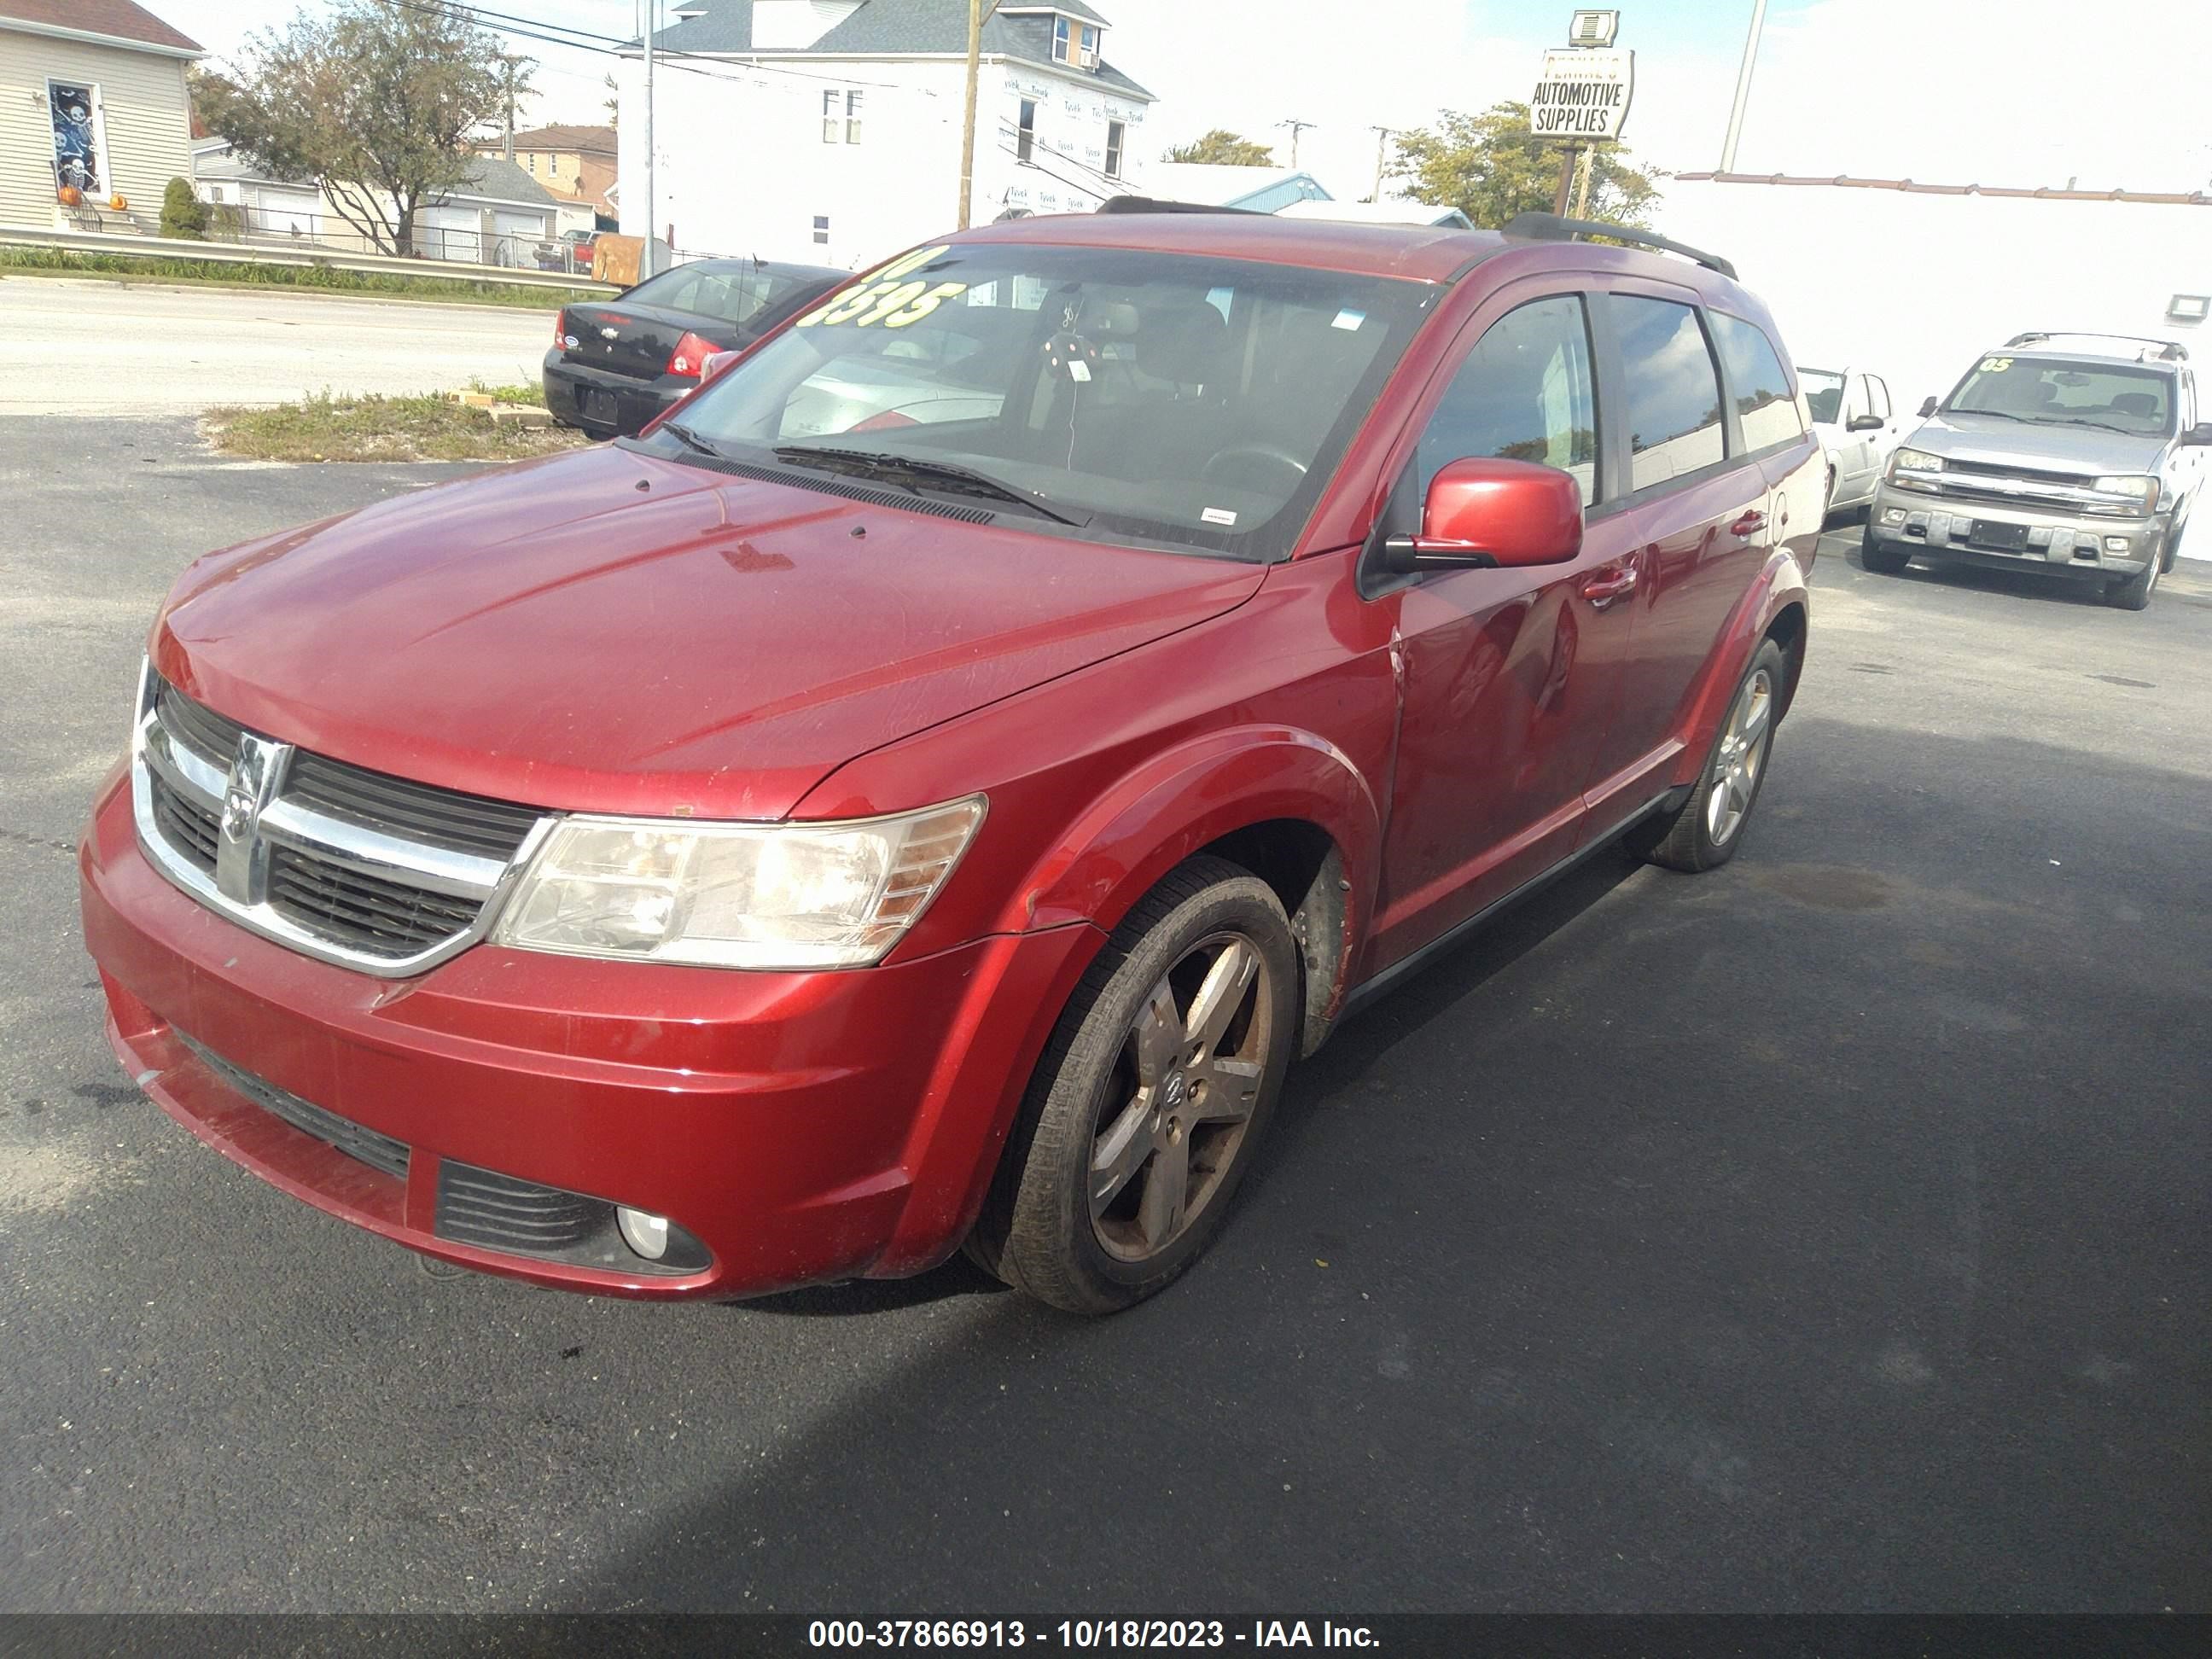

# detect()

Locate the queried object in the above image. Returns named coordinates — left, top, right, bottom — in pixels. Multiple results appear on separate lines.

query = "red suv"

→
left=80, top=209, right=1819, bottom=1313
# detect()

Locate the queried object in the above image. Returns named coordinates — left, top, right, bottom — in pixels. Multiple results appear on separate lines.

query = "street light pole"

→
left=643, top=0, right=655, bottom=257
left=1719, top=0, right=1769, bottom=173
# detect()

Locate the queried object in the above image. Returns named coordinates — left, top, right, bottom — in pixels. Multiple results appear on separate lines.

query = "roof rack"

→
left=2003, top=330, right=2187, bottom=362
left=1501, top=212, right=1738, bottom=280
left=1094, top=195, right=1265, bottom=216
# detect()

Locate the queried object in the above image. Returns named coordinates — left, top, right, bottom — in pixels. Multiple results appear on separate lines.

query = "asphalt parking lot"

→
left=3, top=416, right=2206, bottom=1614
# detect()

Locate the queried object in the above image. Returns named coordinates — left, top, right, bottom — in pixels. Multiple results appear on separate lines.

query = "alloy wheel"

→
left=1087, top=931, right=1276, bottom=1262
left=1705, top=666, right=1774, bottom=847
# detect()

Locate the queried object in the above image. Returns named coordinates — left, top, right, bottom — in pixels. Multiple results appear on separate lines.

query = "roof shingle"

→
left=0, top=0, right=201, bottom=53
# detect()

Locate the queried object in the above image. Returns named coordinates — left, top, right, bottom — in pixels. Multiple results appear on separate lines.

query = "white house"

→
left=191, top=137, right=569, bottom=266
left=618, top=0, right=1155, bottom=268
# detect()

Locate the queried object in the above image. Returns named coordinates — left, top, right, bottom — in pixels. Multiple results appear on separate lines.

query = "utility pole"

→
left=1569, top=144, right=1595, bottom=218
left=1368, top=125, right=1394, bottom=203
left=643, top=0, right=655, bottom=259
left=495, top=54, right=528, bottom=163
left=958, top=0, right=984, bottom=228
left=1278, top=118, right=1315, bottom=169
left=1719, top=0, right=1770, bottom=173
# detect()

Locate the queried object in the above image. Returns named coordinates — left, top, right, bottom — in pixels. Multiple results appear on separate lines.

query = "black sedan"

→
left=544, top=257, right=847, bottom=439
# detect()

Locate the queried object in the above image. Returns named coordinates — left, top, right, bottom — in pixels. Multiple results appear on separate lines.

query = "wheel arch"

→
left=1669, top=548, right=1813, bottom=788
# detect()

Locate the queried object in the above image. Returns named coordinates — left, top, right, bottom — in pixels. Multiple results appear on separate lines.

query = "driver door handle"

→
left=1580, top=563, right=1639, bottom=608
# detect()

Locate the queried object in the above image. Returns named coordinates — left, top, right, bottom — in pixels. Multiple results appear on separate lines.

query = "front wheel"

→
left=1860, top=522, right=1911, bottom=574
left=973, top=857, right=1299, bottom=1314
left=1631, top=639, right=1788, bottom=874
left=2105, top=555, right=2160, bottom=610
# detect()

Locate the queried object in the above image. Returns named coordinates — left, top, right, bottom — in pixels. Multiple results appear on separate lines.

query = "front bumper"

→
left=541, top=350, right=687, bottom=439
left=79, top=767, right=1099, bottom=1299
left=1867, top=484, right=2161, bottom=578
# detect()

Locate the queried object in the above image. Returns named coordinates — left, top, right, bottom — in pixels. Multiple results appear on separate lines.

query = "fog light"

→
left=617, top=1207, right=671, bottom=1260
left=1882, top=508, right=1907, bottom=525
left=2104, top=536, right=2130, bottom=552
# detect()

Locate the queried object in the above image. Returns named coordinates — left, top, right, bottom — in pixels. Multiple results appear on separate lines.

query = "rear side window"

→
left=1710, top=311, right=1805, bottom=451
left=1610, top=295, right=1726, bottom=490
left=1417, top=294, right=1598, bottom=506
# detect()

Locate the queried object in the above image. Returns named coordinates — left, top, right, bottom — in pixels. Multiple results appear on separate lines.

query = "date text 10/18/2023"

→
left=807, top=1620, right=1382, bottom=1649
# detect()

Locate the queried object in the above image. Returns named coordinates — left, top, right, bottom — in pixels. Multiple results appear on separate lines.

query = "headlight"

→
left=2091, top=474, right=2159, bottom=515
left=492, top=796, right=985, bottom=969
left=1890, top=446, right=1945, bottom=478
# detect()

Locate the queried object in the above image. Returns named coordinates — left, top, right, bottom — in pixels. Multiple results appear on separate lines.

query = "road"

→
left=0, top=277, right=553, bottom=414
left=2, top=419, right=2207, bottom=1614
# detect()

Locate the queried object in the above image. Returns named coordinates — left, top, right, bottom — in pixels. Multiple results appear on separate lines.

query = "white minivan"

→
left=1802, top=364, right=1905, bottom=515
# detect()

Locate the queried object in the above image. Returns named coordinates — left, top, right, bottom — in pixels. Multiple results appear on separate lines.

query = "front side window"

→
left=1017, top=100, right=1038, bottom=163
left=1417, top=294, right=1598, bottom=506
left=1610, top=294, right=1726, bottom=491
left=1799, top=367, right=1844, bottom=426
left=1945, top=355, right=2173, bottom=435
left=1867, top=375, right=1890, bottom=422
left=651, top=242, right=1432, bottom=562
left=1709, top=311, right=1804, bottom=452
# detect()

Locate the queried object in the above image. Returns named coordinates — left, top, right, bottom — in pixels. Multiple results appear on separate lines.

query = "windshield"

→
left=1944, top=354, right=2174, bottom=435
left=1800, top=368, right=1845, bottom=426
left=648, top=241, right=1434, bottom=560
left=626, top=263, right=812, bottom=328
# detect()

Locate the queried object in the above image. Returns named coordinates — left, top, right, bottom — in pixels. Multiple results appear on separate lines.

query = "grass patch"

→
left=466, top=377, right=548, bottom=407
left=206, top=391, right=588, bottom=463
left=0, top=245, right=605, bottom=310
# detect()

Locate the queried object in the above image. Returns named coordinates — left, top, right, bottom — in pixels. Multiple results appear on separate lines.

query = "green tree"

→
left=190, top=1, right=507, bottom=257
left=158, top=176, right=207, bottom=238
left=1389, top=101, right=1661, bottom=229
left=1162, top=128, right=1276, bottom=166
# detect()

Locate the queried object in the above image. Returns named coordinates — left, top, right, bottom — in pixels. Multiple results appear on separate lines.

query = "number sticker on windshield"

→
left=1979, top=356, right=2012, bottom=373
left=795, top=246, right=965, bottom=330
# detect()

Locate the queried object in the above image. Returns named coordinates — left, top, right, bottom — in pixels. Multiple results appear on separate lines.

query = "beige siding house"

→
left=0, top=0, right=199, bottom=230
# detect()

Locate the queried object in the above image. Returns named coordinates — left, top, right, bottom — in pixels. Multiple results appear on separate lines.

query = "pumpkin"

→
left=110, top=193, right=128, bottom=211
left=57, top=185, right=82, bottom=207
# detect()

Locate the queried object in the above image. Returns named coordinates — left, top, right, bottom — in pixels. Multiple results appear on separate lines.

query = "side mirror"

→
left=1380, top=457, right=1583, bottom=575
left=1847, top=413, right=1885, bottom=433
left=1918, top=396, right=1939, bottom=418
left=2182, top=422, right=2212, bottom=447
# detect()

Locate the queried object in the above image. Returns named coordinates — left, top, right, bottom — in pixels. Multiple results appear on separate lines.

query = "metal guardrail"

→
left=0, top=225, right=619, bottom=294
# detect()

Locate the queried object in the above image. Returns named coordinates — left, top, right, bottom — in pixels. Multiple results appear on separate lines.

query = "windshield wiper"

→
left=771, top=445, right=1083, bottom=526
left=2040, top=416, right=2140, bottom=436
left=1951, top=407, right=2032, bottom=423
left=659, top=419, right=727, bottom=458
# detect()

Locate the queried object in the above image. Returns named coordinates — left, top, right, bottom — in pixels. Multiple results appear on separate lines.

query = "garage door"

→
left=414, top=205, right=480, bottom=264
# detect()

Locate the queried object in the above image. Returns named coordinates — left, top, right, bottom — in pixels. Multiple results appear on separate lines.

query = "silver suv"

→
left=1863, top=333, right=2210, bottom=610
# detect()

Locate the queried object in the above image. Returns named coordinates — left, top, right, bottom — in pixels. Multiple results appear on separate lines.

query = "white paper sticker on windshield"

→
left=1202, top=507, right=1238, bottom=526
left=1332, top=309, right=1366, bottom=332
left=1068, top=359, right=1091, bottom=382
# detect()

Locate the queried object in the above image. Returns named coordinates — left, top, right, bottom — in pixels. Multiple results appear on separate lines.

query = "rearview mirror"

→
left=1918, top=396, right=1939, bottom=418
left=2183, top=422, right=2212, bottom=447
left=1848, top=413, right=1884, bottom=433
left=1380, top=457, right=1583, bottom=575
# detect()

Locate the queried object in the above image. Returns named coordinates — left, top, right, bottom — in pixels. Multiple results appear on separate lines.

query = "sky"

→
left=152, top=0, right=2212, bottom=199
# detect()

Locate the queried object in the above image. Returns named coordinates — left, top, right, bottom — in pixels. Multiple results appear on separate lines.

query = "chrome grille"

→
left=131, top=669, right=549, bottom=976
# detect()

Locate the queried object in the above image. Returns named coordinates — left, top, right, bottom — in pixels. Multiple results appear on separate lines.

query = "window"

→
left=1017, top=100, right=1038, bottom=164
left=1610, top=294, right=1726, bottom=491
left=1799, top=367, right=1843, bottom=426
left=49, top=81, right=105, bottom=196
left=845, top=90, right=863, bottom=144
left=1866, top=375, right=1890, bottom=422
left=1417, top=295, right=1598, bottom=506
left=1104, top=120, right=1125, bottom=179
left=1053, top=15, right=1072, bottom=61
left=1079, top=24, right=1100, bottom=67
left=1709, top=311, right=1803, bottom=452
left=1947, top=356, right=2174, bottom=435
left=823, top=90, right=840, bottom=143
left=673, top=243, right=1429, bottom=563
left=812, top=214, right=831, bottom=246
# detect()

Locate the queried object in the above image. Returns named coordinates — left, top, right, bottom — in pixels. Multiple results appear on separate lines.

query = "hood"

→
left=1909, top=411, right=2168, bottom=474
left=154, top=444, right=1265, bottom=819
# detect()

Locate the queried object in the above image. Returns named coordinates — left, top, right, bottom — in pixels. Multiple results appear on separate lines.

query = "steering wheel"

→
left=1201, top=443, right=1309, bottom=493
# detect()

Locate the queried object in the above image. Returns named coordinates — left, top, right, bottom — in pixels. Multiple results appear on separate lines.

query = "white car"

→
left=1801, top=364, right=1905, bottom=515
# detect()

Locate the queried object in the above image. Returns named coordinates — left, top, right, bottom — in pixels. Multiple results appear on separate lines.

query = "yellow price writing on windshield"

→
left=795, top=244, right=960, bottom=329
left=1978, top=356, right=2012, bottom=373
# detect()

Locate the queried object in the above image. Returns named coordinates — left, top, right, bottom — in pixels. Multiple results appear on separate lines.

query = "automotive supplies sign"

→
left=1531, top=48, right=1635, bottom=139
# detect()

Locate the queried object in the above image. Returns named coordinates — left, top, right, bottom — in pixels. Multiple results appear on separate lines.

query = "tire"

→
left=971, top=856, right=1300, bottom=1315
left=2105, top=554, right=2159, bottom=610
left=1633, top=639, right=1788, bottom=874
left=2159, top=511, right=2185, bottom=574
left=1860, top=521, right=1911, bottom=574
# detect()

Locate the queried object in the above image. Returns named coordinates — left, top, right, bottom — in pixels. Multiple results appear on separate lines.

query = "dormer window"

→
left=1052, top=15, right=1100, bottom=68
